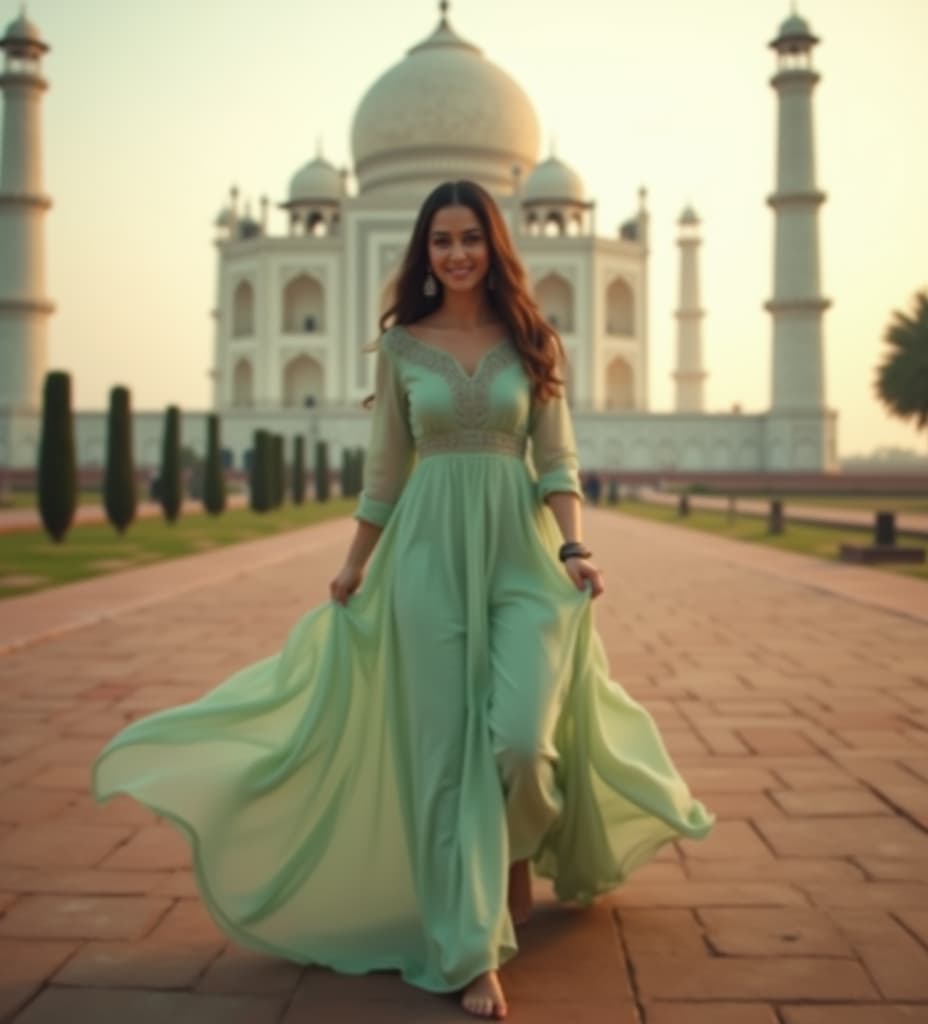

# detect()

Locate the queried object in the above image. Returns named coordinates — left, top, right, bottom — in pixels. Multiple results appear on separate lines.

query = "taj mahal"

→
left=0, top=4, right=838, bottom=474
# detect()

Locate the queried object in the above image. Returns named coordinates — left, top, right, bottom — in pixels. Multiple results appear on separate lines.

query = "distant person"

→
left=93, top=180, right=714, bottom=1020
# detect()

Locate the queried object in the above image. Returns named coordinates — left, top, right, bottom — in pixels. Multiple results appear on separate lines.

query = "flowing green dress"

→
left=92, top=324, right=714, bottom=993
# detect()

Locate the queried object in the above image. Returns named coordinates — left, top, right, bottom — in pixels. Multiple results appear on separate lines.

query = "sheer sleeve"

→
left=528, top=386, right=583, bottom=503
left=354, top=340, right=415, bottom=528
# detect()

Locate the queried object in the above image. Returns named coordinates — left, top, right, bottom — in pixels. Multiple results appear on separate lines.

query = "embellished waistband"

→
left=417, top=430, right=527, bottom=459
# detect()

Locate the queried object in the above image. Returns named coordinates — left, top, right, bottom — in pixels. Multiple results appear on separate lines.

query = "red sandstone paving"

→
left=0, top=509, right=926, bottom=1022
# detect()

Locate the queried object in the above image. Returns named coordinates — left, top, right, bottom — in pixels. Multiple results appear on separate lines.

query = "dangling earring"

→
left=423, top=270, right=438, bottom=297
left=487, top=269, right=497, bottom=290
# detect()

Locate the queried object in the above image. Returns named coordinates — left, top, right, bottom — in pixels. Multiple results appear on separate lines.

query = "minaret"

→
left=766, top=10, right=829, bottom=412
left=0, top=8, right=53, bottom=412
left=673, top=206, right=707, bottom=412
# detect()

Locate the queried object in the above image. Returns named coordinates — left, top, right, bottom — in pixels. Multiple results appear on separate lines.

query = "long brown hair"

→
left=366, top=180, right=566, bottom=407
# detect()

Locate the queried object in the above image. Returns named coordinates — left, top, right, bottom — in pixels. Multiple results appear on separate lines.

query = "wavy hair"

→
left=364, top=179, right=566, bottom=408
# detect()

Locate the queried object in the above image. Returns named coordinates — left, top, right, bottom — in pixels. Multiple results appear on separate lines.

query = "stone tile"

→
left=829, top=908, right=928, bottom=999
left=646, top=1005, right=779, bottom=1024
left=0, top=790, right=75, bottom=825
left=633, top=954, right=877, bottom=1000
left=685, top=858, right=864, bottom=883
left=0, top=867, right=166, bottom=895
left=617, top=908, right=707, bottom=958
left=101, top=824, right=191, bottom=871
left=770, top=788, right=894, bottom=816
left=0, top=822, right=132, bottom=868
left=866, top=784, right=928, bottom=829
left=66, top=791, right=159, bottom=826
left=677, top=820, right=774, bottom=861
left=196, top=945, right=302, bottom=995
left=756, top=817, right=928, bottom=860
left=737, top=728, right=822, bottom=755
left=895, top=908, right=928, bottom=947
left=667, top=767, right=780, bottom=793
left=612, top=881, right=807, bottom=908
left=802, top=883, right=928, bottom=909
left=781, top=1008, right=928, bottom=1024
left=0, top=894, right=171, bottom=940
left=0, top=939, right=77, bottom=1021
left=773, top=766, right=860, bottom=790
left=698, top=906, right=853, bottom=956
left=54, top=938, right=220, bottom=988
left=627, top=861, right=687, bottom=884
left=12, top=988, right=285, bottom=1024
left=150, top=870, right=199, bottom=898
left=854, top=858, right=928, bottom=882
left=688, top=791, right=785, bottom=819
left=146, top=898, right=226, bottom=945
left=30, top=764, right=92, bottom=790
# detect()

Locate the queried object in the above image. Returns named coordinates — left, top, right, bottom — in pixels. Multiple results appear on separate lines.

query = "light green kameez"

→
left=92, top=324, right=714, bottom=993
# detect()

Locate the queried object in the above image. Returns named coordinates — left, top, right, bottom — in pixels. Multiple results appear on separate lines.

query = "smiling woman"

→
left=92, top=178, right=714, bottom=1022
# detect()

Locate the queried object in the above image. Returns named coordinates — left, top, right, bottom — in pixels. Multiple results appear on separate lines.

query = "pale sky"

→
left=14, top=0, right=928, bottom=457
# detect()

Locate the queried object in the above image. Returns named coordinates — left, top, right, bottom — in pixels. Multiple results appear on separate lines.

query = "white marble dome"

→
left=289, top=155, right=341, bottom=204
left=522, top=155, right=587, bottom=205
left=350, top=13, right=540, bottom=196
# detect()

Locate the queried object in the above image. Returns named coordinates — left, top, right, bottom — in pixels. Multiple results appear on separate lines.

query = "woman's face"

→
left=427, top=204, right=491, bottom=295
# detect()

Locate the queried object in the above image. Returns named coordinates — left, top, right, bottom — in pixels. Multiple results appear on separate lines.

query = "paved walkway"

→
left=0, top=509, right=926, bottom=1023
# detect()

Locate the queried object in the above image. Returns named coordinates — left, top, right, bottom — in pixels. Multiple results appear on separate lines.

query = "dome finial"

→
left=439, top=0, right=449, bottom=24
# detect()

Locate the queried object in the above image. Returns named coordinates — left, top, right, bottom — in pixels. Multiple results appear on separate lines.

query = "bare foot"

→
left=461, top=970, right=507, bottom=1019
left=508, top=858, right=533, bottom=926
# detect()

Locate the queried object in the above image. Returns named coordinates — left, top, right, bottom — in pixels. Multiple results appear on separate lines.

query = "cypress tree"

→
left=250, top=429, right=267, bottom=512
left=272, top=433, right=285, bottom=508
left=103, top=385, right=136, bottom=534
left=340, top=446, right=351, bottom=498
left=203, top=414, right=226, bottom=516
left=37, top=370, right=77, bottom=543
left=314, top=439, right=330, bottom=502
left=291, top=435, right=306, bottom=505
left=159, top=405, right=182, bottom=523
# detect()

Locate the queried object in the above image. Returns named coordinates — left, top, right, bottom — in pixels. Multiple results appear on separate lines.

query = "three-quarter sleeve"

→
left=354, top=341, right=415, bottom=528
left=529, top=386, right=584, bottom=503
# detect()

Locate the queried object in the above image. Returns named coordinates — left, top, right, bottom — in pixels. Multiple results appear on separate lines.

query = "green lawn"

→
left=612, top=500, right=928, bottom=582
left=0, top=499, right=355, bottom=600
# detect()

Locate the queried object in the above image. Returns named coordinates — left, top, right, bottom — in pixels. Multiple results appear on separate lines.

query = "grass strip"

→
left=0, top=499, right=355, bottom=600
left=611, top=501, right=928, bottom=582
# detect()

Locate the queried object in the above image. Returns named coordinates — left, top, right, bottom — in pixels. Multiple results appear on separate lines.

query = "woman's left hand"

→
left=564, top=556, right=605, bottom=599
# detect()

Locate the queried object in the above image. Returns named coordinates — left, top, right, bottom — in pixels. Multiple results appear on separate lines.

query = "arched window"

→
left=535, top=273, right=574, bottom=333
left=282, top=354, right=324, bottom=407
left=606, top=278, right=634, bottom=336
left=605, top=357, right=634, bottom=409
left=282, top=274, right=325, bottom=333
left=543, top=212, right=563, bottom=237
left=525, top=212, right=540, bottom=236
left=232, top=358, right=254, bottom=407
left=307, top=212, right=328, bottom=237
left=232, top=280, right=254, bottom=337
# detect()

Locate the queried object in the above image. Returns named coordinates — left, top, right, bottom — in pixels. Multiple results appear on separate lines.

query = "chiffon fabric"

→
left=92, top=324, right=714, bottom=993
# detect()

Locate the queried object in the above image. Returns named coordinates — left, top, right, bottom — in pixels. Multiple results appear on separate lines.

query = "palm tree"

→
left=875, top=289, right=928, bottom=431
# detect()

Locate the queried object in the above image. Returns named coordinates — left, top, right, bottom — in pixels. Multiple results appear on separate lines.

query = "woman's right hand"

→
left=330, top=562, right=363, bottom=605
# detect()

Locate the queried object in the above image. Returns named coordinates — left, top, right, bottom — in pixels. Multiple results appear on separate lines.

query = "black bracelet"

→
left=558, top=541, right=592, bottom=562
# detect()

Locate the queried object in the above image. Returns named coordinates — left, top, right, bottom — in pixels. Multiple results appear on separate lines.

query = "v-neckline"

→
left=398, top=326, right=509, bottom=381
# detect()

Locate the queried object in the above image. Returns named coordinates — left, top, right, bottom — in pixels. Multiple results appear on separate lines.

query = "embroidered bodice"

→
left=355, top=324, right=582, bottom=527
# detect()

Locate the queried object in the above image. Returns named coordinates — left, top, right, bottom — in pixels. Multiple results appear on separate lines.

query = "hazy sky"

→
left=13, top=0, right=928, bottom=456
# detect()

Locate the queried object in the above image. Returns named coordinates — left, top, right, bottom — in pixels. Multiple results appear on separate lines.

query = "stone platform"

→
left=0, top=509, right=926, bottom=1023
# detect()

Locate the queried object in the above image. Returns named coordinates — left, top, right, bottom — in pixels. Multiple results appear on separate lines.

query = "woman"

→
left=93, top=180, right=714, bottom=1021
